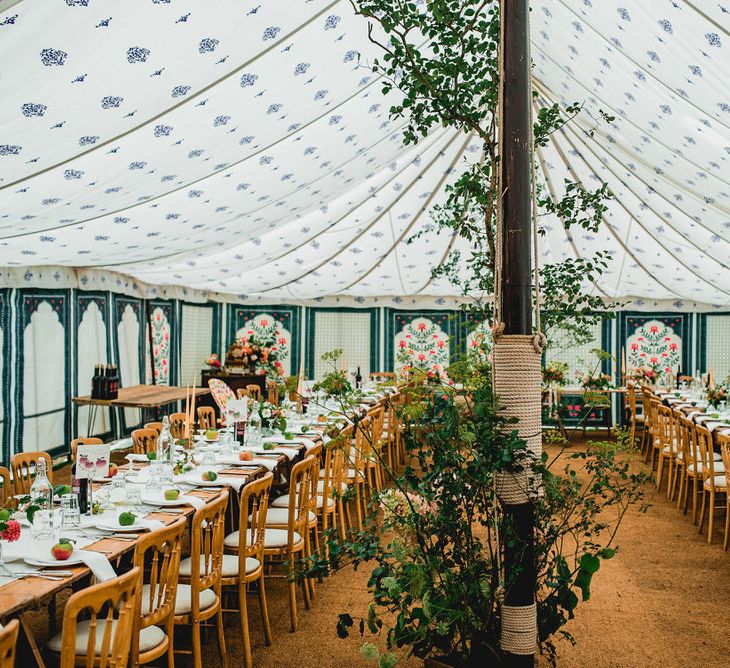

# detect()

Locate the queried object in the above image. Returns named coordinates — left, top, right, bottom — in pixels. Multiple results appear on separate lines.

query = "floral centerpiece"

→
left=258, top=401, right=284, bottom=430
left=205, top=353, right=222, bottom=370
left=629, top=365, right=659, bottom=385
left=706, top=383, right=728, bottom=409
left=580, top=372, right=611, bottom=391
left=542, top=361, right=568, bottom=388
left=224, top=328, right=287, bottom=376
left=0, top=503, right=22, bottom=569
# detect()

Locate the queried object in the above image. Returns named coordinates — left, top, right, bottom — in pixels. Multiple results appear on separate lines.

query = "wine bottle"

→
left=100, top=365, right=110, bottom=400
left=355, top=365, right=362, bottom=389
left=110, top=364, right=119, bottom=399
left=91, top=364, right=100, bottom=399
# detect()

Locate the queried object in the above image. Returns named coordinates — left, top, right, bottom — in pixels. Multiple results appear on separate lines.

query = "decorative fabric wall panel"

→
left=704, top=315, right=730, bottom=381
left=619, top=313, right=691, bottom=380
left=385, top=310, right=458, bottom=373
left=16, top=292, right=70, bottom=454
left=308, top=309, right=376, bottom=380
left=144, top=301, right=175, bottom=387
left=75, top=293, right=110, bottom=437
left=545, top=321, right=603, bottom=385
left=228, top=305, right=301, bottom=376
left=114, top=297, right=143, bottom=430
left=180, top=304, right=214, bottom=386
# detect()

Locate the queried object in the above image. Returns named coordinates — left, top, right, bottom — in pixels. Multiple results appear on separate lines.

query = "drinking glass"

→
left=109, top=476, right=127, bottom=507
left=126, top=485, right=142, bottom=508
left=60, top=494, right=81, bottom=529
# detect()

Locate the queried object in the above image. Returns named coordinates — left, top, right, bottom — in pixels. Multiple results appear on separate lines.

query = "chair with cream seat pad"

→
left=220, top=472, right=273, bottom=668
left=718, top=436, right=730, bottom=551
left=697, top=425, right=727, bottom=546
left=655, top=404, right=678, bottom=495
left=131, top=516, right=186, bottom=667
left=48, top=566, right=142, bottom=668
left=174, top=489, right=228, bottom=668
left=261, top=455, right=318, bottom=632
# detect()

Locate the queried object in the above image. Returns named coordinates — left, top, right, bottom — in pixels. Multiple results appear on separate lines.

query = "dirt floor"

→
left=22, top=447, right=730, bottom=667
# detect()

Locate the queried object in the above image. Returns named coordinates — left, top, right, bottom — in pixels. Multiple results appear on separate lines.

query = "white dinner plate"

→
left=26, top=554, right=86, bottom=567
left=141, top=492, right=187, bottom=507
left=95, top=519, right=146, bottom=532
left=182, top=472, right=224, bottom=487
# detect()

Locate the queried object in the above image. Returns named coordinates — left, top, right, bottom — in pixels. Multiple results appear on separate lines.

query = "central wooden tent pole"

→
left=498, top=0, right=537, bottom=664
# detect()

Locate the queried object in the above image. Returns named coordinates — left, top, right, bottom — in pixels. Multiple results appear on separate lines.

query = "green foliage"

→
left=306, top=352, right=648, bottom=665
left=352, top=0, right=617, bottom=348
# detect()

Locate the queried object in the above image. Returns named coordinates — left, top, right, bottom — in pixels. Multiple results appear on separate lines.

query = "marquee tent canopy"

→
left=0, top=0, right=728, bottom=307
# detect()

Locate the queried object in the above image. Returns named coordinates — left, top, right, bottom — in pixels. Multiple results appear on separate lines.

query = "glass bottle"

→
left=156, top=415, right=174, bottom=483
left=29, top=458, right=54, bottom=539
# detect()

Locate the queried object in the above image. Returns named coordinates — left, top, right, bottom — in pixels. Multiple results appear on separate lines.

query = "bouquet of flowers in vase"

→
left=258, top=401, right=283, bottom=429
left=706, top=383, right=728, bottom=409
left=580, top=372, right=612, bottom=391
left=629, top=365, right=659, bottom=384
left=205, top=353, right=222, bottom=370
left=225, top=330, right=286, bottom=376
left=542, top=361, right=568, bottom=388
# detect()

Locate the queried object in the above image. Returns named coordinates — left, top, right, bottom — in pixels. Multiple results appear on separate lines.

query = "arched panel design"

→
left=76, top=294, right=110, bottom=436
left=385, top=309, right=458, bottom=373
left=17, top=292, right=70, bottom=454
left=115, top=298, right=142, bottom=430
left=228, top=305, right=301, bottom=376
left=145, top=305, right=172, bottom=386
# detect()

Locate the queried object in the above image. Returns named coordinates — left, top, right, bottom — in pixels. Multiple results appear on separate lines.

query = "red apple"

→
left=108, top=463, right=118, bottom=478
left=239, top=450, right=254, bottom=462
left=51, top=541, right=73, bottom=561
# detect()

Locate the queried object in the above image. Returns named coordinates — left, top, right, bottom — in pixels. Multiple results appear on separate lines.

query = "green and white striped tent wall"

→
left=1, top=287, right=729, bottom=463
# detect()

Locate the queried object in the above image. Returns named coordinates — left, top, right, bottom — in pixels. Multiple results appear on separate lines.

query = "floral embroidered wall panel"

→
left=16, top=291, right=70, bottom=455
left=620, top=313, right=691, bottom=381
left=386, top=311, right=458, bottom=374
left=228, top=305, right=300, bottom=377
left=144, top=302, right=175, bottom=387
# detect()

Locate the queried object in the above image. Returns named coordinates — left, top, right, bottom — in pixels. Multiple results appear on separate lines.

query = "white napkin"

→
left=215, top=476, right=248, bottom=492
left=180, top=494, right=205, bottom=510
left=140, top=519, right=165, bottom=531
left=125, top=453, right=150, bottom=463
left=76, top=550, right=116, bottom=582
left=251, top=457, right=278, bottom=471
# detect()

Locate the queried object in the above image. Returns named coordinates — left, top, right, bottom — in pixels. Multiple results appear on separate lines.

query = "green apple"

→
left=118, top=511, right=136, bottom=527
left=164, top=489, right=180, bottom=501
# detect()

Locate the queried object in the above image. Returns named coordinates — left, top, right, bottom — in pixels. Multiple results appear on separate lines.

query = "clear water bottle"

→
left=29, top=458, right=54, bottom=540
left=156, top=415, right=175, bottom=484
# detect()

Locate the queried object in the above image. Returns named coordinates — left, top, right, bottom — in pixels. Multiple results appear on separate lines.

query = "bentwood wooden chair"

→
left=625, top=383, right=643, bottom=448
left=640, top=388, right=655, bottom=458
left=222, top=472, right=274, bottom=668
left=646, top=397, right=663, bottom=468
left=168, top=412, right=187, bottom=440
left=144, top=421, right=163, bottom=437
left=369, top=372, right=396, bottom=382
left=47, top=566, right=142, bottom=668
left=697, top=424, right=727, bottom=545
left=175, top=490, right=228, bottom=668
left=196, top=406, right=216, bottom=432
left=267, top=380, right=279, bottom=404
left=717, top=435, right=730, bottom=551
left=655, top=405, right=678, bottom=495
left=262, top=455, right=318, bottom=632
left=133, top=517, right=186, bottom=667
left=10, top=451, right=53, bottom=494
left=70, top=437, right=103, bottom=462
left=348, top=414, right=374, bottom=529
left=676, top=414, right=701, bottom=522
left=0, top=467, right=12, bottom=506
left=0, top=618, right=19, bottom=668
left=246, top=384, right=262, bottom=401
left=132, top=428, right=158, bottom=456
